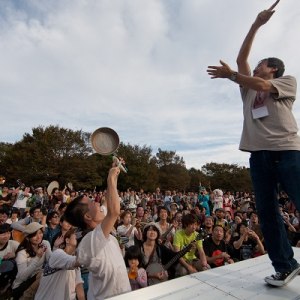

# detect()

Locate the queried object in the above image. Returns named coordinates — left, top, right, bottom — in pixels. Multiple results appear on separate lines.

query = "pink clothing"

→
left=127, top=268, right=147, bottom=290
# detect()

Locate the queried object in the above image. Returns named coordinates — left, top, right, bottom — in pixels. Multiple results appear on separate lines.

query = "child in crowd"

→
left=125, top=245, right=147, bottom=291
left=6, top=209, right=20, bottom=224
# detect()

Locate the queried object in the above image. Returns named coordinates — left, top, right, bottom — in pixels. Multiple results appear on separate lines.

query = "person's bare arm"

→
left=233, top=231, right=247, bottom=249
left=248, top=230, right=265, bottom=253
left=237, top=0, right=280, bottom=75
left=283, top=216, right=297, bottom=233
left=75, top=283, right=85, bottom=300
left=207, top=60, right=278, bottom=93
left=174, top=244, right=197, bottom=274
left=101, top=163, right=121, bottom=238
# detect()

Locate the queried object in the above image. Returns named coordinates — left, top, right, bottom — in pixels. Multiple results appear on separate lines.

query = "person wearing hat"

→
left=214, top=208, right=228, bottom=227
left=12, top=222, right=51, bottom=300
left=202, top=216, right=214, bottom=237
left=34, top=187, right=47, bottom=206
left=169, top=202, right=178, bottom=219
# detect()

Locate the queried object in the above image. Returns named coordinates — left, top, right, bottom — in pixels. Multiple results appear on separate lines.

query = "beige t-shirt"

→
left=239, top=75, right=300, bottom=152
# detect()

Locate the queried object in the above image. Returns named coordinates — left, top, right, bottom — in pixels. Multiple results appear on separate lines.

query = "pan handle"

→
left=109, top=154, right=128, bottom=173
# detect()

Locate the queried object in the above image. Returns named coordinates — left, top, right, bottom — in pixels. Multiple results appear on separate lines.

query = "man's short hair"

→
left=249, top=211, right=258, bottom=218
left=212, top=224, right=225, bottom=235
left=182, top=214, right=199, bottom=229
left=262, top=57, right=285, bottom=78
left=46, top=211, right=59, bottom=224
left=64, top=195, right=89, bottom=229
left=157, top=205, right=168, bottom=215
left=29, top=205, right=41, bottom=216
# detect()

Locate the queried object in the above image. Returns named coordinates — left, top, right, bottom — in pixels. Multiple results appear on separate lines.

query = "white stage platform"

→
left=111, top=248, right=300, bottom=300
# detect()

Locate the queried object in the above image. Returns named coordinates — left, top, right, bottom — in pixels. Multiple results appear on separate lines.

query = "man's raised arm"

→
left=236, top=0, right=280, bottom=76
left=101, top=161, right=121, bottom=238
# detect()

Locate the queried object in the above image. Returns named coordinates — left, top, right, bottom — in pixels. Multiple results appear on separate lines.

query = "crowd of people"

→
left=1, top=171, right=300, bottom=299
left=2, top=1, right=300, bottom=298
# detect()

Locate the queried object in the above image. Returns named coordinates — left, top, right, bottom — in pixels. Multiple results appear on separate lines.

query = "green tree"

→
left=116, top=143, right=159, bottom=191
left=188, top=168, right=208, bottom=192
left=201, top=162, right=252, bottom=191
left=0, top=125, right=102, bottom=188
left=154, top=149, right=190, bottom=191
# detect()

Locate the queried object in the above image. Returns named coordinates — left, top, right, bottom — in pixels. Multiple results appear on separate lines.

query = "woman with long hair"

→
left=12, top=222, right=51, bottom=300
left=137, top=222, right=178, bottom=285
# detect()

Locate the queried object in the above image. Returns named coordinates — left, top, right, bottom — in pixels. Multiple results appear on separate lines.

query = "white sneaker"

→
left=265, top=264, right=300, bottom=287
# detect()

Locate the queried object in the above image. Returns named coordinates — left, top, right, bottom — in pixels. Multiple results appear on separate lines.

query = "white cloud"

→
left=1, top=0, right=300, bottom=170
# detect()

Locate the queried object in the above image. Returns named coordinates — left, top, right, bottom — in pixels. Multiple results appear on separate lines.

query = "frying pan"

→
left=91, top=127, right=127, bottom=173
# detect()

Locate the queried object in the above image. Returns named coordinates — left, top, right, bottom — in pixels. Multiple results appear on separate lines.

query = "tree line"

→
left=0, top=125, right=253, bottom=192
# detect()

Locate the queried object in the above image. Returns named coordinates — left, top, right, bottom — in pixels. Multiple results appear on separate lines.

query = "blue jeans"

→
left=250, top=150, right=300, bottom=273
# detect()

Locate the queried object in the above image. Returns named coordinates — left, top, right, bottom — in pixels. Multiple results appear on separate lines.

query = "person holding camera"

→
left=232, top=222, right=264, bottom=262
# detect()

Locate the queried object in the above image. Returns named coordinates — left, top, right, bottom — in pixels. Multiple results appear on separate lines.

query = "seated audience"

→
left=203, top=225, right=235, bottom=268
left=233, top=222, right=264, bottom=261
left=173, top=214, right=209, bottom=277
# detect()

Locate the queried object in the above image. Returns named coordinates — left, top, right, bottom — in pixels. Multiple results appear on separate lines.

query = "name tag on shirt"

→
left=252, top=106, right=269, bottom=119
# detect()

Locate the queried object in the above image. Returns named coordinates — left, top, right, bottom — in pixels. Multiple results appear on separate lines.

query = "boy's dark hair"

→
left=181, top=214, right=198, bottom=229
left=46, top=211, right=60, bottom=224
left=0, top=209, right=9, bottom=216
left=124, top=245, right=144, bottom=268
left=64, top=195, right=89, bottom=229
left=212, top=224, right=225, bottom=235
left=157, top=205, right=168, bottom=216
left=0, top=223, right=11, bottom=234
left=29, top=205, right=42, bottom=216
left=59, top=203, right=68, bottom=211
left=249, top=211, right=258, bottom=218
left=59, top=214, right=67, bottom=223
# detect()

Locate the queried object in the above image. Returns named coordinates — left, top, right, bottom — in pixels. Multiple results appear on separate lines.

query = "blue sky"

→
left=1, top=0, right=300, bottom=169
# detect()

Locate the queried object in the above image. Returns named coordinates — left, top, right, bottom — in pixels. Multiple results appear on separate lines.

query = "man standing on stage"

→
left=207, top=0, right=300, bottom=286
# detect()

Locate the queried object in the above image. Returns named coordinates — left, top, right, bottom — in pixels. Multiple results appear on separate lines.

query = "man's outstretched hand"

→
left=207, top=60, right=234, bottom=79
left=254, top=0, right=280, bottom=27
